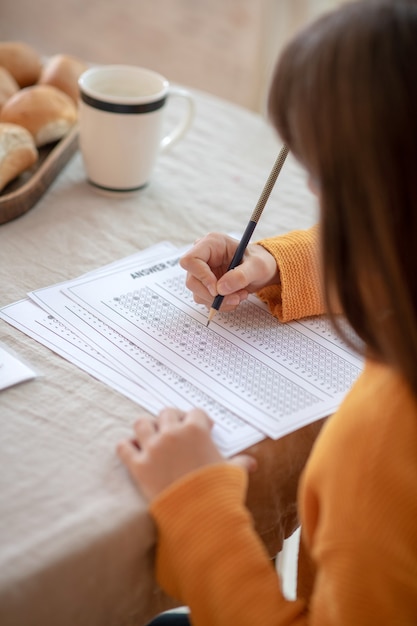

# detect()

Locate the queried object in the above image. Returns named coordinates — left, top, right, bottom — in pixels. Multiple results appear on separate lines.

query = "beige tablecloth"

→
left=0, top=87, right=319, bottom=626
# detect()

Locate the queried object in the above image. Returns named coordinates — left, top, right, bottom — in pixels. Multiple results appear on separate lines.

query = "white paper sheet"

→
left=0, top=299, right=164, bottom=412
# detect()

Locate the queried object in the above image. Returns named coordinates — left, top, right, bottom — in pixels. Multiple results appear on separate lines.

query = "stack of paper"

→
left=0, top=243, right=363, bottom=456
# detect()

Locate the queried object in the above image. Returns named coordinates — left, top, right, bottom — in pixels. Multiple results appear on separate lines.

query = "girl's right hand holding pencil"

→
left=180, top=232, right=279, bottom=312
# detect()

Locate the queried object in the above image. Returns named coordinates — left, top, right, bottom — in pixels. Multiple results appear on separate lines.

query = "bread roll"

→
left=0, top=42, right=42, bottom=88
left=0, top=84, right=77, bottom=147
left=0, top=122, right=38, bottom=192
left=39, top=54, right=88, bottom=103
left=0, top=67, right=20, bottom=109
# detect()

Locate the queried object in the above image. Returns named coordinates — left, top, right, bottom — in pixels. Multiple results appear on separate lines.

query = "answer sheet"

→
left=1, top=298, right=262, bottom=456
left=62, top=249, right=363, bottom=439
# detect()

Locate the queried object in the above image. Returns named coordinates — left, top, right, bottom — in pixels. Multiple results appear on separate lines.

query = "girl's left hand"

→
left=117, top=407, right=256, bottom=502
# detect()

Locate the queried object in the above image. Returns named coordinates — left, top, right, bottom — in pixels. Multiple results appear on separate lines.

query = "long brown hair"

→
left=268, top=0, right=417, bottom=395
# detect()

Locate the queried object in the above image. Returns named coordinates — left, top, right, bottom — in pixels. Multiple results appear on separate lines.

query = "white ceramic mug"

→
left=78, top=65, right=195, bottom=191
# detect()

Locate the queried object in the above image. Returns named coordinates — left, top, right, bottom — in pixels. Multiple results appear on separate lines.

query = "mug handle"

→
left=160, top=87, right=195, bottom=152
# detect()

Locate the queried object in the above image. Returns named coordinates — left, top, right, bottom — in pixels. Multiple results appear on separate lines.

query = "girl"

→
left=117, top=1, right=417, bottom=623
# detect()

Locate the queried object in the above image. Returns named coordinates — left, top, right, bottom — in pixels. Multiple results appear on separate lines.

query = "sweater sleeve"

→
left=256, top=226, right=325, bottom=322
left=150, top=464, right=308, bottom=626
left=298, top=362, right=417, bottom=625
left=150, top=364, right=417, bottom=626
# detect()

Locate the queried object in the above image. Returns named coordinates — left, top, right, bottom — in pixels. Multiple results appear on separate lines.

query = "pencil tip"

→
left=207, top=307, right=216, bottom=326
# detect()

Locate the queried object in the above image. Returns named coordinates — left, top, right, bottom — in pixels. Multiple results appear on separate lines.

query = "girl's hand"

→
left=180, top=233, right=279, bottom=312
left=117, top=408, right=256, bottom=502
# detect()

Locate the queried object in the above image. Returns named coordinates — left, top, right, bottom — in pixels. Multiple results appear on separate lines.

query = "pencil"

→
left=207, top=144, right=289, bottom=326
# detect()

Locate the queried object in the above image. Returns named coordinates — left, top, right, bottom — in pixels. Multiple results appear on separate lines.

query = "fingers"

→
left=180, top=236, right=221, bottom=300
left=181, top=236, right=278, bottom=315
left=158, top=407, right=185, bottom=431
left=158, top=407, right=213, bottom=432
left=180, top=233, right=242, bottom=307
left=228, top=454, right=258, bottom=473
left=116, top=417, right=157, bottom=468
left=183, top=407, right=214, bottom=430
left=184, top=263, right=248, bottom=311
left=181, top=232, right=230, bottom=270
left=117, top=438, right=140, bottom=469
left=119, top=408, right=213, bottom=458
left=217, top=265, right=252, bottom=296
left=184, top=258, right=218, bottom=299
left=217, top=245, right=279, bottom=294
left=185, top=272, right=217, bottom=306
left=117, top=407, right=223, bottom=501
left=133, top=416, right=157, bottom=446
left=117, top=410, right=259, bottom=507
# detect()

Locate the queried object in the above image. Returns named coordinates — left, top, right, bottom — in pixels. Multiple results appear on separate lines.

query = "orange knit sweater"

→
left=150, top=228, right=417, bottom=625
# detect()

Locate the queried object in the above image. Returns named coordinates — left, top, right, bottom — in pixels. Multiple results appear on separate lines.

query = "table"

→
left=0, top=87, right=323, bottom=626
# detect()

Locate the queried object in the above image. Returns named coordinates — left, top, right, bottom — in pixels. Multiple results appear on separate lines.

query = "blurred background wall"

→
left=1, top=0, right=348, bottom=113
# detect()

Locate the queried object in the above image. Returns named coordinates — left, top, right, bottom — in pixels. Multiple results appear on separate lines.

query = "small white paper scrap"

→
left=0, top=343, right=37, bottom=391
